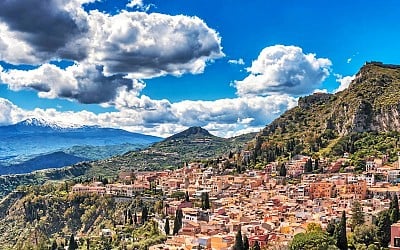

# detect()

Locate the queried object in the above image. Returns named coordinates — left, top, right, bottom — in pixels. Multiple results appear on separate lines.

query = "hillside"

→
left=251, top=62, right=400, bottom=166
left=85, top=126, right=253, bottom=177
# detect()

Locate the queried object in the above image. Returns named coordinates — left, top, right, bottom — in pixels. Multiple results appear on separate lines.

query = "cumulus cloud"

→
left=233, top=45, right=331, bottom=97
left=87, top=11, right=223, bottom=78
left=228, top=58, right=245, bottom=65
left=0, top=63, right=145, bottom=104
left=0, top=2, right=223, bottom=77
left=334, top=74, right=355, bottom=93
left=0, top=0, right=89, bottom=62
left=0, top=95, right=297, bottom=138
left=0, top=2, right=224, bottom=104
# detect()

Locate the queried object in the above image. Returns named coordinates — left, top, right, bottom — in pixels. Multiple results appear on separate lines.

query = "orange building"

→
left=309, top=181, right=335, bottom=199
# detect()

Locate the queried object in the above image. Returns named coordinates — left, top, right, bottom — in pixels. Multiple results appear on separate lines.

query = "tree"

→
left=375, top=209, right=391, bottom=247
left=279, top=163, right=287, bottom=177
left=243, top=235, right=249, bottom=250
left=326, top=221, right=336, bottom=237
left=390, top=194, right=400, bottom=223
left=233, top=229, right=244, bottom=250
left=352, top=224, right=378, bottom=248
left=306, top=222, right=322, bottom=233
left=201, top=192, right=210, bottom=210
left=305, top=158, right=313, bottom=173
left=314, top=158, right=319, bottom=171
left=253, top=240, right=261, bottom=250
left=128, top=209, right=133, bottom=225
left=165, top=217, right=170, bottom=235
left=141, top=206, right=148, bottom=224
left=289, top=231, right=337, bottom=250
left=350, top=201, right=365, bottom=231
left=185, top=191, right=190, bottom=202
left=68, top=234, right=78, bottom=250
left=173, top=209, right=183, bottom=235
left=134, top=211, right=138, bottom=225
left=334, top=211, right=347, bottom=250
left=50, top=240, right=57, bottom=250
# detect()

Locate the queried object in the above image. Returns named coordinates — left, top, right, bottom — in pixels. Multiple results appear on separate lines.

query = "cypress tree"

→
left=305, top=158, right=313, bottom=173
left=68, top=234, right=78, bottom=250
left=134, top=211, right=138, bottom=225
left=173, top=209, right=183, bottom=235
left=334, top=211, right=347, bottom=250
left=201, top=192, right=210, bottom=210
left=243, top=235, right=249, bottom=250
left=253, top=240, right=261, bottom=250
left=376, top=209, right=391, bottom=247
left=185, top=191, right=190, bottom=202
left=314, top=158, right=319, bottom=171
left=50, top=240, right=57, bottom=250
left=390, top=194, right=400, bottom=223
left=279, top=163, right=287, bottom=177
left=233, top=228, right=244, bottom=250
left=165, top=217, right=170, bottom=235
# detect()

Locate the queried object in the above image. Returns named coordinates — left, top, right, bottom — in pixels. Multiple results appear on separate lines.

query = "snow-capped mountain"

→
left=19, top=117, right=82, bottom=130
left=0, top=118, right=162, bottom=175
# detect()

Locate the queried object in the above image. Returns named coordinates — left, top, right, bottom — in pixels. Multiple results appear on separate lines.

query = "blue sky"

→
left=0, top=0, right=399, bottom=137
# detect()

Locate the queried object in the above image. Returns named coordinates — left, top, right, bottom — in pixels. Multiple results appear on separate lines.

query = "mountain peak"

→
left=18, top=117, right=82, bottom=130
left=166, top=126, right=214, bottom=141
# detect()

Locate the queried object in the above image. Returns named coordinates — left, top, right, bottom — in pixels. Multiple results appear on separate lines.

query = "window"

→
left=394, top=237, right=400, bottom=247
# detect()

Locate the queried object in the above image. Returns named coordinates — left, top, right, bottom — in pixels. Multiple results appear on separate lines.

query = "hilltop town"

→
left=69, top=151, right=400, bottom=249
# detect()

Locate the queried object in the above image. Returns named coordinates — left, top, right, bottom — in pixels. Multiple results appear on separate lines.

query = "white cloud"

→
left=127, top=0, right=144, bottom=8
left=0, top=95, right=297, bottom=138
left=334, top=74, right=355, bottom=93
left=0, top=4, right=224, bottom=104
left=86, top=11, right=223, bottom=78
left=347, top=58, right=352, bottom=64
left=233, top=45, right=331, bottom=97
left=228, top=58, right=245, bottom=65
left=0, top=63, right=145, bottom=104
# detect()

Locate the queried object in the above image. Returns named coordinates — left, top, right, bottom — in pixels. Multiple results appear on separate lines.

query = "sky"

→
left=0, top=0, right=400, bottom=138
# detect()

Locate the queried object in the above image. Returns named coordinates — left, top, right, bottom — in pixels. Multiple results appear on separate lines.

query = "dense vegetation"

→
left=0, top=182, right=165, bottom=250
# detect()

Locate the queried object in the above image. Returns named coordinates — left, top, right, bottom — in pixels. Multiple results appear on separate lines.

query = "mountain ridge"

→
left=251, top=62, right=400, bottom=164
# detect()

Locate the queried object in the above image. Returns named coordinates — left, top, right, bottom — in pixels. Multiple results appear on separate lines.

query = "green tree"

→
left=375, top=209, right=391, bottom=247
left=68, top=234, right=78, bottom=250
left=305, top=158, right=313, bottom=173
left=350, top=201, right=365, bottom=231
left=185, top=191, right=190, bottom=202
left=50, top=240, right=57, bottom=250
left=279, top=163, right=287, bottom=177
left=173, top=209, right=183, bottom=235
left=326, top=221, right=336, bottom=237
left=314, top=158, right=319, bottom=171
left=243, top=235, right=249, bottom=250
left=165, top=217, right=170, bottom=235
left=134, top=211, right=138, bottom=225
left=233, top=228, right=244, bottom=250
left=128, top=209, right=133, bottom=225
left=141, top=206, right=148, bottom=224
left=351, top=224, right=378, bottom=248
left=289, top=231, right=337, bottom=250
left=306, top=222, right=322, bottom=233
left=253, top=240, right=261, bottom=250
left=334, top=211, right=347, bottom=250
left=390, top=194, right=400, bottom=223
left=201, top=192, right=210, bottom=210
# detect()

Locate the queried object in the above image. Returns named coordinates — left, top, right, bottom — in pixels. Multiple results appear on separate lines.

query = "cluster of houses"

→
left=71, top=154, right=400, bottom=249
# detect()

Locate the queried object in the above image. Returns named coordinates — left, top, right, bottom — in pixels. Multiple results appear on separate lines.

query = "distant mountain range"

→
left=0, top=118, right=162, bottom=175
